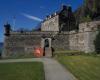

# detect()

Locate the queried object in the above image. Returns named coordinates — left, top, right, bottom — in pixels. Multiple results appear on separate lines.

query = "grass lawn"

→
left=0, top=62, right=44, bottom=80
left=56, top=55, right=100, bottom=80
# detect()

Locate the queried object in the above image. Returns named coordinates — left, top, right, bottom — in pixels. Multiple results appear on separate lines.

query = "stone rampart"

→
left=3, top=21, right=100, bottom=58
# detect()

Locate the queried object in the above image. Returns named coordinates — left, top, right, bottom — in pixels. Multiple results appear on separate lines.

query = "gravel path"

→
left=0, top=58, right=77, bottom=80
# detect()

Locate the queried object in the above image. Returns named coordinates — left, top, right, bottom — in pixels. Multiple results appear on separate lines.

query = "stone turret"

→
left=4, top=23, right=11, bottom=36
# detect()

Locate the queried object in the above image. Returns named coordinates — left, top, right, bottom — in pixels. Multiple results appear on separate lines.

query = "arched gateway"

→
left=41, top=38, right=52, bottom=57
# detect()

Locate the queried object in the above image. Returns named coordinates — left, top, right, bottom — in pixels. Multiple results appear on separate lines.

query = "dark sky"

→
left=0, top=0, right=83, bottom=42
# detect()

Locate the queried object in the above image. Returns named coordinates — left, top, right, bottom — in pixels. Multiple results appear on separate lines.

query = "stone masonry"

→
left=2, top=5, right=100, bottom=58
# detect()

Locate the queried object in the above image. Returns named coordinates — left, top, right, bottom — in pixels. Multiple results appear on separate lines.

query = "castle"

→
left=3, top=5, right=100, bottom=58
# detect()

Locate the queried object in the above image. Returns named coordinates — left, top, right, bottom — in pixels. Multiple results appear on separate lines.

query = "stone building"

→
left=2, top=5, right=100, bottom=58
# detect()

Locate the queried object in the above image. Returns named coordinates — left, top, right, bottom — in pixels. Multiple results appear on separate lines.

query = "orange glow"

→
left=34, top=47, right=43, bottom=57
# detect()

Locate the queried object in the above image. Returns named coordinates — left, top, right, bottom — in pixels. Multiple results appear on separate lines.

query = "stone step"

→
left=45, top=48, right=52, bottom=57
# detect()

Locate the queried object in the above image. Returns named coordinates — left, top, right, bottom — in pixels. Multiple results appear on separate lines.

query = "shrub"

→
left=94, top=30, right=100, bottom=54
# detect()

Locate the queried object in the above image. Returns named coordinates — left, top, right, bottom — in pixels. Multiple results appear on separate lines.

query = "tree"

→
left=81, top=15, right=92, bottom=22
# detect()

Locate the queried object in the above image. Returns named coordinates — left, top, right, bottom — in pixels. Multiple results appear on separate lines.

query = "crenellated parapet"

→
left=10, top=31, right=59, bottom=36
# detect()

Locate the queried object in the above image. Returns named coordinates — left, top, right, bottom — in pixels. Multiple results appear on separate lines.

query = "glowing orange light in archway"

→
left=34, top=47, right=44, bottom=57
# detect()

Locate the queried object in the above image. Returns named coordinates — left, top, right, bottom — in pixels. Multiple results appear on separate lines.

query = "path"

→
left=0, top=58, right=77, bottom=80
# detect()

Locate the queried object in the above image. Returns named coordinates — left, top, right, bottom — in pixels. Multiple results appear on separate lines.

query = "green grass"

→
left=0, top=62, right=44, bottom=80
left=56, top=55, right=100, bottom=80
left=54, top=50, right=84, bottom=56
left=2, top=53, right=35, bottom=59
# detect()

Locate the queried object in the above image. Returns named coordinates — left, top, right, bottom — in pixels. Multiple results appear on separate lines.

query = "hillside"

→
left=74, top=0, right=100, bottom=24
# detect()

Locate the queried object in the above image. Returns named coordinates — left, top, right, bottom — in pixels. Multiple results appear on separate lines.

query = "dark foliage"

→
left=59, top=5, right=77, bottom=31
left=94, top=30, right=100, bottom=54
left=75, top=0, right=100, bottom=23
left=0, top=42, right=3, bottom=57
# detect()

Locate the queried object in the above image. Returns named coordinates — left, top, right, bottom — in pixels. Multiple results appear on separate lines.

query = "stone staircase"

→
left=45, top=47, right=52, bottom=57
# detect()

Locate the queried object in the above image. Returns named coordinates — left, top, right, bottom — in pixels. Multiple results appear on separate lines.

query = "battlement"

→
left=10, top=31, right=59, bottom=36
left=9, top=20, right=100, bottom=36
left=44, top=5, right=72, bottom=22
left=44, top=12, right=58, bottom=21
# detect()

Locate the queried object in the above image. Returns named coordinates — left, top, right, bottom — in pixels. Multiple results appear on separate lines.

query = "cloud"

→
left=21, top=13, right=43, bottom=22
left=40, top=6, right=45, bottom=9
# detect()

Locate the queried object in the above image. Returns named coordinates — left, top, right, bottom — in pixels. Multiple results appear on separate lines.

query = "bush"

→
left=81, top=15, right=92, bottom=22
left=94, top=30, right=100, bottom=54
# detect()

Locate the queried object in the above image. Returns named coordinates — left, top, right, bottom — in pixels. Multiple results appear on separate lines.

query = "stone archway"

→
left=44, top=39, right=50, bottom=47
left=41, top=38, right=51, bottom=48
left=41, top=38, right=52, bottom=57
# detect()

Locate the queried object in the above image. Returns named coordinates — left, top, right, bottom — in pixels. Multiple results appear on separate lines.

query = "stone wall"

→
left=3, top=31, right=70, bottom=58
left=41, top=15, right=59, bottom=31
left=69, top=21, right=100, bottom=53
left=69, top=31, right=96, bottom=52
left=3, top=33, right=41, bottom=58
left=3, top=21, right=100, bottom=58
left=52, top=32, right=69, bottom=51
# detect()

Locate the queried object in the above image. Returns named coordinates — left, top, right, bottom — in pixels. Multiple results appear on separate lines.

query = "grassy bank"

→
left=56, top=55, right=100, bottom=80
left=0, top=62, right=44, bottom=80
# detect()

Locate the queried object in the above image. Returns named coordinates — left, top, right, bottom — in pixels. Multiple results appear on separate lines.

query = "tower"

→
left=4, top=23, right=11, bottom=36
left=59, top=5, right=77, bottom=31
